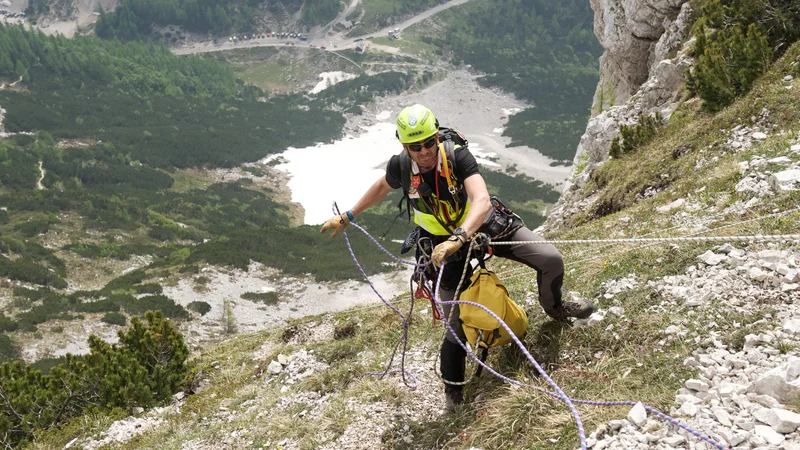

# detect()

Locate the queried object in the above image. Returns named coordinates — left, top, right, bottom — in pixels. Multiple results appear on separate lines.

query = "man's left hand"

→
left=432, top=239, right=463, bottom=267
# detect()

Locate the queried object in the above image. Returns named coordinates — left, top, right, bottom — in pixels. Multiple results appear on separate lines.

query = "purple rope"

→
left=432, top=265, right=587, bottom=450
left=335, top=202, right=423, bottom=388
left=330, top=204, right=730, bottom=450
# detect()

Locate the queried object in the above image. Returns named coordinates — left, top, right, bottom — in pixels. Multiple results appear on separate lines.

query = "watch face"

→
left=453, top=228, right=465, bottom=236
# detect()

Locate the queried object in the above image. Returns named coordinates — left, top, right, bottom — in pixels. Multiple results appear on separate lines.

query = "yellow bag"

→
left=459, top=268, right=528, bottom=349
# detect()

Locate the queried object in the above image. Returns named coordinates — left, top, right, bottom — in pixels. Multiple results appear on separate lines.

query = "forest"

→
left=95, top=0, right=342, bottom=40
left=427, top=0, right=602, bottom=163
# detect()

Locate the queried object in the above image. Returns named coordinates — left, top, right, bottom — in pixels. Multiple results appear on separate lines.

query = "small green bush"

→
left=13, top=219, right=51, bottom=237
left=0, top=311, right=188, bottom=448
left=241, top=291, right=279, bottom=305
left=0, top=313, right=18, bottom=333
left=179, top=264, right=200, bottom=273
left=687, top=0, right=800, bottom=111
left=74, top=298, right=120, bottom=313
left=102, top=269, right=148, bottom=293
left=31, top=356, right=68, bottom=374
left=101, top=312, right=127, bottom=326
left=134, top=283, right=163, bottom=295
left=609, top=113, right=663, bottom=158
left=187, top=301, right=211, bottom=316
left=687, top=24, right=772, bottom=112
left=123, top=295, right=189, bottom=320
left=0, top=335, right=19, bottom=363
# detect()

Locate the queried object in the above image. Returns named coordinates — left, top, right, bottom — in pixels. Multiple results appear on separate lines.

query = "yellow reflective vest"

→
left=404, top=143, right=469, bottom=236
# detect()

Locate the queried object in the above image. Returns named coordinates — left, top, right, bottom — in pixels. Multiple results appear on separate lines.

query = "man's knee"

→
left=540, top=247, right=564, bottom=274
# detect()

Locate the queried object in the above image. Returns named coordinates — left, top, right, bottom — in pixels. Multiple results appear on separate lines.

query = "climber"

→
left=320, top=104, right=594, bottom=411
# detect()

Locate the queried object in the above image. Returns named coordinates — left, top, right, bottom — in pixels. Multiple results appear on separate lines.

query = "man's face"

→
left=405, top=135, right=438, bottom=172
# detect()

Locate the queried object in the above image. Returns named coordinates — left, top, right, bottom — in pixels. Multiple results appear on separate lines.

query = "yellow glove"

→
left=320, top=212, right=351, bottom=238
left=432, top=238, right=464, bottom=267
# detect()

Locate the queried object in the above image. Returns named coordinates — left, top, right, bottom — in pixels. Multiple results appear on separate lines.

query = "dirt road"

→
left=173, top=0, right=472, bottom=56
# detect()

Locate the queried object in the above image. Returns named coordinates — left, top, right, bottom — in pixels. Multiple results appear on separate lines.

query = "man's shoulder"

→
left=387, top=152, right=408, bottom=170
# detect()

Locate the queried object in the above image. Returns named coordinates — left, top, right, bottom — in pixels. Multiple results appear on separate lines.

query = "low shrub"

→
left=187, top=301, right=211, bottom=316
left=240, top=291, right=279, bottom=305
left=101, top=312, right=127, bottom=326
left=0, top=335, right=19, bottom=363
left=609, top=113, right=662, bottom=159
left=0, top=311, right=188, bottom=448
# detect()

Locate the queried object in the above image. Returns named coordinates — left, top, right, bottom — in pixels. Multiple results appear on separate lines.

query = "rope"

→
left=557, top=204, right=800, bottom=267
left=489, top=234, right=800, bottom=246
left=337, top=210, right=734, bottom=450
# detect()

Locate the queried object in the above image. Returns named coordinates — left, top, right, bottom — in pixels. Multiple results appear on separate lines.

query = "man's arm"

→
left=320, top=176, right=393, bottom=238
left=350, top=176, right=393, bottom=217
left=458, top=174, right=492, bottom=236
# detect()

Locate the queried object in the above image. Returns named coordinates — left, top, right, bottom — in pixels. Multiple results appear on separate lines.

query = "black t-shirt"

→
left=385, top=145, right=480, bottom=203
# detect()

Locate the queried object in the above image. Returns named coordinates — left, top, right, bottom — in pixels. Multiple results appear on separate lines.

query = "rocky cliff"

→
left=545, top=0, right=694, bottom=231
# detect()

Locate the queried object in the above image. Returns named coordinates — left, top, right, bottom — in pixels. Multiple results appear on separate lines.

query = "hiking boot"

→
left=445, top=389, right=464, bottom=413
left=548, top=298, right=595, bottom=321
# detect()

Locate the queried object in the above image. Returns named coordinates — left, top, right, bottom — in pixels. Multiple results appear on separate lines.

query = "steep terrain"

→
left=23, top=1, right=800, bottom=450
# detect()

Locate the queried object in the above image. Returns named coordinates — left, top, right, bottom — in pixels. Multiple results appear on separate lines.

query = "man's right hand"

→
left=320, top=213, right=351, bottom=238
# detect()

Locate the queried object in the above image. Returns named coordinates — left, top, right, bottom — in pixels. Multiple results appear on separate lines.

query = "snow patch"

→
left=469, top=142, right=500, bottom=168
left=376, top=110, right=392, bottom=121
left=310, top=71, right=358, bottom=94
left=262, top=122, right=399, bottom=225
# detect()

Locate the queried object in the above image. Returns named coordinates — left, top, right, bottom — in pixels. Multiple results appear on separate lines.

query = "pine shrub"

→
left=101, top=312, right=127, bottom=326
left=688, top=0, right=800, bottom=111
left=687, top=24, right=772, bottom=111
left=187, top=301, right=211, bottom=316
left=0, top=311, right=188, bottom=448
left=609, top=113, right=663, bottom=158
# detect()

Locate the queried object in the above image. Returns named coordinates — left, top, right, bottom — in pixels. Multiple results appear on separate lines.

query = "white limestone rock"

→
left=697, top=250, right=727, bottom=266
left=685, top=379, right=709, bottom=392
left=754, top=424, right=785, bottom=445
left=627, top=402, right=647, bottom=427
left=657, top=198, right=686, bottom=213
left=267, top=360, right=283, bottom=374
left=761, top=408, right=800, bottom=433
left=770, top=169, right=800, bottom=193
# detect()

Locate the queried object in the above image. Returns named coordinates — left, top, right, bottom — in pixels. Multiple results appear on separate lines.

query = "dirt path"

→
left=36, top=160, right=46, bottom=190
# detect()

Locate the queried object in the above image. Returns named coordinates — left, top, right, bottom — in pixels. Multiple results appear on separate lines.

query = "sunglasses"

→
left=405, top=136, right=437, bottom=152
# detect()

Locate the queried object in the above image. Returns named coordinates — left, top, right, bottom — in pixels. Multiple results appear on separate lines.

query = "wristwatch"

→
left=449, top=227, right=468, bottom=244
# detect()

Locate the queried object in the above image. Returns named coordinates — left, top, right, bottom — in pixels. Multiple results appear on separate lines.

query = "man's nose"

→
left=421, top=145, right=436, bottom=155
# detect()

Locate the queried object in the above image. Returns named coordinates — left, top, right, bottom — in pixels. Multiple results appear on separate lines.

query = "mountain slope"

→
left=30, top=37, right=800, bottom=449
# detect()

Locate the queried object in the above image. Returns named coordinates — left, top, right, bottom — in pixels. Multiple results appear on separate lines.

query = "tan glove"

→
left=320, top=212, right=351, bottom=238
left=431, top=238, right=464, bottom=267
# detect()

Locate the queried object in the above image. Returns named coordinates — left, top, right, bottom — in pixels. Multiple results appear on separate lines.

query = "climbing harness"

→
left=333, top=201, right=800, bottom=450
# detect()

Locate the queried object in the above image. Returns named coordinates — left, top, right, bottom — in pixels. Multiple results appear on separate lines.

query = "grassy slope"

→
left=29, top=30, right=800, bottom=450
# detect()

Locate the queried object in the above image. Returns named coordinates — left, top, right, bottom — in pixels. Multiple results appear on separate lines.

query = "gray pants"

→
left=441, top=226, right=564, bottom=345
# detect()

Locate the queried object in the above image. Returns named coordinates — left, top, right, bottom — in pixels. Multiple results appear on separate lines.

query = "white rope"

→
left=490, top=234, right=800, bottom=246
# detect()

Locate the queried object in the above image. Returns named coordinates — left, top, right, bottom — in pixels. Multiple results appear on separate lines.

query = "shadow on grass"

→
left=497, top=318, right=569, bottom=379
left=384, top=320, right=571, bottom=449
left=384, top=406, right=477, bottom=450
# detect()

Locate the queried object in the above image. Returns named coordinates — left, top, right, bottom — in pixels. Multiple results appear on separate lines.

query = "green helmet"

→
left=396, top=104, right=438, bottom=144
